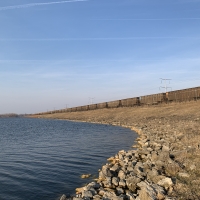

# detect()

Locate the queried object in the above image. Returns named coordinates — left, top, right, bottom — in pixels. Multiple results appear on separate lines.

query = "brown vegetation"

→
left=31, top=101, right=200, bottom=199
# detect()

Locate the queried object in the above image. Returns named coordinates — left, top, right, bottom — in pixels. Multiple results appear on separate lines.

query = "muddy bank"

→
left=31, top=101, right=200, bottom=199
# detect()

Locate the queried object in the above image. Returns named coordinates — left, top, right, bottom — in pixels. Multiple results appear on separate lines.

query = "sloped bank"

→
left=31, top=101, right=200, bottom=200
left=59, top=127, right=190, bottom=200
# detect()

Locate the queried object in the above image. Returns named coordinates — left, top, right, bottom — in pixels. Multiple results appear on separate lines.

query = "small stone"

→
left=82, top=190, right=93, bottom=198
left=60, top=194, right=67, bottom=200
left=112, top=177, right=119, bottom=186
left=118, top=170, right=126, bottom=180
left=110, top=164, right=120, bottom=173
left=103, top=177, right=112, bottom=188
left=73, top=198, right=83, bottom=200
left=93, top=195, right=102, bottom=200
left=126, top=191, right=136, bottom=200
left=98, top=189, right=105, bottom=196
left=103, top=191, right=117, bottom=199
left=112, top=196, right=125, bottom=200
left=116, top=187, right=124, bottom=195
left=189, top=164, right=196, bottom=171
left=178, top=172, right=190, bottom=178
left=162, top=145, right=170, bottom=151
left=81, top=174, right=91, bottom=179
left=152, top=184, right=166, bottom=200
left=76, top=187, right=86, bottom=194
left=157, top=177, right=173, bottom=189
left=87, top=182, right=100, bottom=190
left=119, top=179, right=126, bottom=188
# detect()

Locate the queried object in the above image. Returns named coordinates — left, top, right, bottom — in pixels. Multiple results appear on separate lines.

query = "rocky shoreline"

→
left=31, top=101, right=200, bottom=199
left=59, top=126, right=188, bottom=200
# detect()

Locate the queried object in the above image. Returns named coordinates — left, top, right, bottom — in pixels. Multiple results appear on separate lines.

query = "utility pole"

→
left=91, top=97, right=95, bottom=104
left=160, top=78, right=172, bottom=92
left=88, top=97, right=95, bottom=104
left=66, top=104, right=68, bottom=109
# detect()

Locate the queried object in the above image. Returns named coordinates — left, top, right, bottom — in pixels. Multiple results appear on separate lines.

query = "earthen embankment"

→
left=31, top=101, right=200, bottom=199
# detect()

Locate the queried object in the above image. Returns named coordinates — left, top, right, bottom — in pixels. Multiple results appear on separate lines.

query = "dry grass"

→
left=30, top=101, right=200, bottom=198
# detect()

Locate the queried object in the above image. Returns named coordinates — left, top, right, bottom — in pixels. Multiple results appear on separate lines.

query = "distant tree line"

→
left=0, top=113, right=19, bottom=118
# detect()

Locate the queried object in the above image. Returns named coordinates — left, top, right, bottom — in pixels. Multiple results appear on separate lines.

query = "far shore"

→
left=30, top=101, right=200, bottom=199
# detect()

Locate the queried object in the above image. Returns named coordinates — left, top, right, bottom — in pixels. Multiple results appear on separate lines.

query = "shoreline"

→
left=30, top=101, right=200, bottom=199
left=61, top=121, right=179, bottom=200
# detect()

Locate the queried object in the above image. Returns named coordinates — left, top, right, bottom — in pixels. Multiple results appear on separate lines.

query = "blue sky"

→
left=0, top=0, right=200, bottom=114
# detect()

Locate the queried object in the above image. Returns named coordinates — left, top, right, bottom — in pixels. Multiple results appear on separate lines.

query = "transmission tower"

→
left=160, top=78, right=172, bottom=92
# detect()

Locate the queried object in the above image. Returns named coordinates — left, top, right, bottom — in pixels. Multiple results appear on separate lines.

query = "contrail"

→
left=0, top=0, right=88, bottom=11
left=0, top=37, right=200, bottom=41
left=92, top=18, right=200, bottom=21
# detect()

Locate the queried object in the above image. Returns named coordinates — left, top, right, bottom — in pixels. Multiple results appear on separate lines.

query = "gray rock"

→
left=82, top=190, right=93, bottom=198
left=155, top=160, right=165, bottom=169
left=151, top=151, right=158, bottom=162
left=103, top=191, right=117, bottom=199
left=119, top=179, right=126, bottom=188
left=152, top=184, right=166, bottom=199
left=137, top=182, right=157, bottom=200
left=119, top=160, right=125, bottom=167
left=135, top=197, right=141, bottom=200
left=87, top=182, right=100, bottom=189
left=82, top=197, right=90, bottom=200
left=112, top=196, right=125, bottom=200
left=189, top=164, right=196, bottom=171
left=119, top=155, right=124, bottom=161
left=98, top=188, right=105, bottom=196
left=118, top=170, right=126, bottom=180
left=157, top=177, right=173, bottom=190
left=127, top=166, right=134, bottom=172
left=178, top=172, right=190, bottom=178
left=89, top=188, right=97, bottom=196
left=158, top=151, right=170, bottom=162
left=126, top=191, right=136, bottom=200
left=73, top=198, right=83, bottom=200
left=147, top=168, right=158, bottom=181
left=60, top=194, right=67, bottom=200
left=170, top=150, right=187, bottom=159
left=133, top=162, right=144, bottom=174
left=93, top=195, right=102, bottom=200
left=102, top=165, right=112, bottom=177
left=103, top=177, right=112, bottom=188
left=162, top=145, right=170, bottom=152
left=126, top=176, right=141, bottom=192
left=112, top=177, right=119, bottom=186
left=110, top=164, right=120, bottom=173
left=116, top=187, right=124, bottom=195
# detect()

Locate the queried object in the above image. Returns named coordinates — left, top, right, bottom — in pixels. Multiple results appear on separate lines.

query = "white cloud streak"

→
left=92, top=18, right=200, bottom=21
left=0, top=37, right=200, bottom=41
left=0, top=0, right=88, bottom=11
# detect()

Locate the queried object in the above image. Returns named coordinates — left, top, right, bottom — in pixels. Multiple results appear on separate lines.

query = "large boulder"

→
left=126, top=176, right=141, bottom=192
left=137, top=182, right=157, bottom=200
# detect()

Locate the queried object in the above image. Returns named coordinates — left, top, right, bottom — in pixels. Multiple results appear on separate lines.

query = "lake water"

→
left=0, top=118, right=137, bottom=200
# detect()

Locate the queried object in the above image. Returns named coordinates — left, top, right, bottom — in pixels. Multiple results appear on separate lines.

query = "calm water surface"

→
left=0, top=118, right=137, bottom=200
